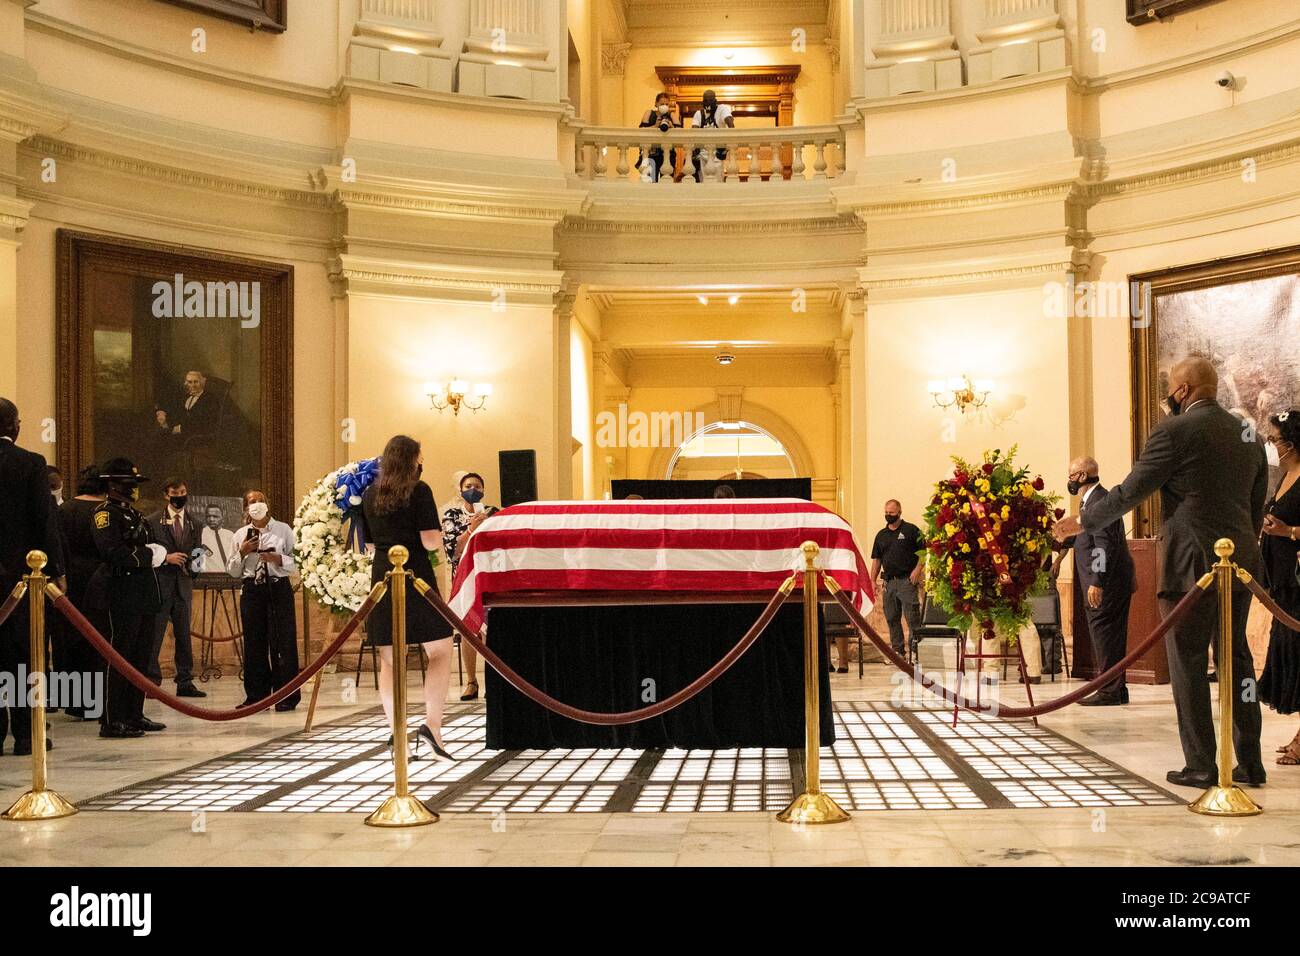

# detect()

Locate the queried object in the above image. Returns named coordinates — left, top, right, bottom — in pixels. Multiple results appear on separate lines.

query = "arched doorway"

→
left=665, top=420, right=796, bottom=480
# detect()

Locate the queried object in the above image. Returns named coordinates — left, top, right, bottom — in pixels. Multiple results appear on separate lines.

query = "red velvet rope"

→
left=1238, top=571, right=1300, bottom=632
left=0, top=581, right=27, bottom=630
left=415, top=575, right=797, bottom=726
left=826, top=575, right=1211, bottom=718
left=46, top=581, right=386, bottom=721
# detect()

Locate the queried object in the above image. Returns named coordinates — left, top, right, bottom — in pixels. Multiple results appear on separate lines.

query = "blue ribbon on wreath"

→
left=335, top=457, right=380, bottom=553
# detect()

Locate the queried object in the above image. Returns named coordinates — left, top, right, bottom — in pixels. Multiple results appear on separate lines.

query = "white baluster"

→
left=791, top=141, right=806, bottom=180
left=813, top=141, right=828, bottom=179
left=770, top=141, right=785, bottom=183
left=575, top=141, right=585, bottom=177
left=593, top=144, right=607, bottom=179
left=724, top=145, right=739, bottom=183
left=616, top=145, right=629, bottom=178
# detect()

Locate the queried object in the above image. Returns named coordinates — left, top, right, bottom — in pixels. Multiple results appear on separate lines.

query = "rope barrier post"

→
left=365, top=545, right=438, bottom=828
left=1189, top=538, right=1262, bottom=817
left=3, top=551, right=77, bottom=822
left=777, top=541, right=850, bottom=826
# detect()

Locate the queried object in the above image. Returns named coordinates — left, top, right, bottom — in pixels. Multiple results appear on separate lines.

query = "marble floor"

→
left=2, top=657, right=1299, bottom=867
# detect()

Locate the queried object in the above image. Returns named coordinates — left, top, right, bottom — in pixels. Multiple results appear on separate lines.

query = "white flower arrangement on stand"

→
left=292, top=460, right=377, bottom=616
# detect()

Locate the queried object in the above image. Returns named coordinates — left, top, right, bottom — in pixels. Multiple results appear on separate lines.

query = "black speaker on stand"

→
left=498, top=449, right=538, bottom=507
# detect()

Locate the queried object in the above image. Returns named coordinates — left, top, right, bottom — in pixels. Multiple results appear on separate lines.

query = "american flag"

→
left=447, top=498, right=874, bottom=632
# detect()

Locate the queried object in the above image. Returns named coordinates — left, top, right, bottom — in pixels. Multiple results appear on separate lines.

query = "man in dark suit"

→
left=1054, top=357, right=1268, bottom=789
left=0, top=397, right=56, bottom=756
left=155, top=370, right=218, bottom=441
left=146, top=477, right=206, bottom=698
left=1058, top=456, right=1136, bottom=706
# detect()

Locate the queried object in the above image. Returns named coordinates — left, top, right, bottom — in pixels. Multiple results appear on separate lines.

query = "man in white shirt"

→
left=200, top=505, right=236, bottom=574
left=227, top=490, right=300, bottom=711
left=690, top=89, right=734, bottom=182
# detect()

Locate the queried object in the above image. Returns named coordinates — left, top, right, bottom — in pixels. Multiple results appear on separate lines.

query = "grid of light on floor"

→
left=83, top=783, right=278, bottom=811
left=442, top=784, right=617, bottom=813
left=822, top=780, right=985, bottom=811
left=632, top=781, right=789, bottom=812
left=79, top=702, right=1179, bottom=815
left=995, top=778, right=1177, bottom=808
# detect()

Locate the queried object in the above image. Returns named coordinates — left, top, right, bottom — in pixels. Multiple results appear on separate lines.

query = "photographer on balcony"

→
left=690, top=89, right=734, bottom=182
left=637, top=92, right=681, bottom=183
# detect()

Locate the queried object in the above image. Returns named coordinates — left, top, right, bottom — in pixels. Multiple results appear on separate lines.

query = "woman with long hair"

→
left=359, top=435, right=455, bottom=761
left=441, top=470, right=500, bottom=701
left=1259, top=410, right=1300, bottom=766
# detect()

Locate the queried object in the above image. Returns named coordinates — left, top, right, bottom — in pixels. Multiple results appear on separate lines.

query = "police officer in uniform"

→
left=88, top=458, right=175, bottom=739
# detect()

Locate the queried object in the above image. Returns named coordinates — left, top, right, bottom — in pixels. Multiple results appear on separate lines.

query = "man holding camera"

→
left=690, top=89, right=734, bottom=182
left=227, top=490, right=300, bottom=710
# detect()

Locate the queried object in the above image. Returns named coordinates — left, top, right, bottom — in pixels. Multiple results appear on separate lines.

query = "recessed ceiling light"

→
left=716, top=352, right=736, bottom=366
left=697, top=295, right=709, bottom=305
left=728, top=294, right=739, bottom=305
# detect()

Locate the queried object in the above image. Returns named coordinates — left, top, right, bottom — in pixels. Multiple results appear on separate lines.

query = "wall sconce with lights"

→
left=928, top=375, right=994, bottom=414
left=425, top=379, right=492, bottom=415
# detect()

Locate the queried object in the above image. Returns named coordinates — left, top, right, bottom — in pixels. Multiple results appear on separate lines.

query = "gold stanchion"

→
left=366, top=545, right=438, bottom=827
left=777, top=541, right=850, bottom=825
left=1189, top=538, right=1262, bottom=817
left=3, top=551, right=77, bottom=822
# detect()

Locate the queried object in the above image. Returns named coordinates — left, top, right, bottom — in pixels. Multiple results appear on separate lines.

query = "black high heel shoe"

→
left=459, top=680, right=480, bottom=702
left=412, top=724, right=455, bottom=763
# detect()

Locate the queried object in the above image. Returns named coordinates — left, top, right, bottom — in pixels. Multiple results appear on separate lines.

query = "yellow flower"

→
left=961, top=544, right=970, bottom=553
left=1026, top=539, right=1039, bottom=552
left=1001, top=505, right=1010, bottom=519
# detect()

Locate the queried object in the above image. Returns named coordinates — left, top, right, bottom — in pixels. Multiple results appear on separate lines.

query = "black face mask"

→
left=170, top=495, right=188, bottom=509
left=1066, top=477, right=1097, bottom=496
left=1163, top=384, right=1186, bottom=416
left=885, top=513, right=901, bottom=525
left=416, top=464, right=423, bottom=479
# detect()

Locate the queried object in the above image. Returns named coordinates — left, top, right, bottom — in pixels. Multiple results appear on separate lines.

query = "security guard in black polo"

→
left=88, top=458, right=173, bottom=739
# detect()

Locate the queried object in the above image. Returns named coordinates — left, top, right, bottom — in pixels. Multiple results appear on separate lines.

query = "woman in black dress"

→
left=360, top=435, right=455, bottom=762
left=1258, top=410, right=1300, bottom=766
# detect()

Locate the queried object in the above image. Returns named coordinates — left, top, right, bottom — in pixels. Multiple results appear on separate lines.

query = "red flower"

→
left=1053, top=507, right=1065, bottom=520
left=1032, top=476, right=1044, bottom=490
left=982, top=463, right=995, bottom=475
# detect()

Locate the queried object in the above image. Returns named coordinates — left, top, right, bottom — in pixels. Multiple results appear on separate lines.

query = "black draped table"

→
left=482, top=593, right=835, bottom=750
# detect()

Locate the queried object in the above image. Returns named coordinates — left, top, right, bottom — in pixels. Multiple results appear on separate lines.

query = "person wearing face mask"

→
left=146, top=477, right=205, bottom=698
left=690, top=88, right=734, bottom=182
left=637, top=92, right=681, bottom=183
left=442, top=471, right=500, bottom=701
left=870, top=500, right=924, bottom=658
left=0, top=398, right=58, bottom=754
left=1258, top=410, right=1300, bottom=767
left=88, top=457, right=173, bottom=739
left=1053, top=356, right=1269, bottom=790
left=360, top=436, right=456, bottom=760
left=228, top=490, right=300, bottom=712
left=1053, top=456, right=1136, bottom=705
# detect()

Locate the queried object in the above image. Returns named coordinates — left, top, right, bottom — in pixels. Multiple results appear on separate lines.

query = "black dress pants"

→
left=1083, top=589, right=1132, bottom=696
left=1160, top=588, right=1264, bottom=777
left=105, top=603, right=154, bottom=726
left=0, top=580, right=32, bottom=747
left=149, top=587, right=195, bottom=686
left=241, top=577, right=300, bottom=707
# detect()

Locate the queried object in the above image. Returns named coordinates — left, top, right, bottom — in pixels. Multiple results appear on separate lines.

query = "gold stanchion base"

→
left=776, top=790, right=851, bottom=825
left=1188, top=785, right=1262, bottom=817
left=2, top=788, right=79, bottom=822
left=364, top=794, right=439, bottom=828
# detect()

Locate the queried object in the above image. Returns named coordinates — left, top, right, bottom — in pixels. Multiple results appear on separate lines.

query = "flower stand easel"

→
left=953, top=624, right=1037, bottom=728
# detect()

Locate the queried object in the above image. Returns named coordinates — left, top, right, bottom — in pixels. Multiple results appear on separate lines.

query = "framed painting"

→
left=156, top=0, right=287, bottom=32
left=56, top=230, right=294, bottom=525
left=1129, top=244, right=1300, bottom=534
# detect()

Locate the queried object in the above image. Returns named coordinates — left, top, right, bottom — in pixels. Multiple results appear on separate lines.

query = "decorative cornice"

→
left=862, top=258, right=1085, bottom=292
left=27, top=136, right=330, bottom=207
left=333, top=184, right=580, bottom=224
left=846, top=180, right=1077, bottom=218
left=562, top=216, right=861, bottom=237
left=1088, top=138, right=1300, bottom=199
left=329, top=254, right=565, bottom=303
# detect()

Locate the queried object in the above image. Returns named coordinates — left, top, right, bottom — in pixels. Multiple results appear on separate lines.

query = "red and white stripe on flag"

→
left=447, top=498, right=874, bottom=633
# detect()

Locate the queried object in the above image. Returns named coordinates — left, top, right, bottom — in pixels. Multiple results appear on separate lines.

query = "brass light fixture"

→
left=929, top=375, right=994, bottom=414
left=426, top=379, right=492, bottom=415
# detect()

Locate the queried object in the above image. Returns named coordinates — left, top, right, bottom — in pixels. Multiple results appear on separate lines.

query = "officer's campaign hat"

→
left=99, top=457, right=149, bottom=484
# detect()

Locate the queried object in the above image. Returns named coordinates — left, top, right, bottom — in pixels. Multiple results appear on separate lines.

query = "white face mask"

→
left=1266, top=442, right=1280, bottom=467
left=657, top=104, right=669, bottom=115
left=248, top=502, right=269, bottom=522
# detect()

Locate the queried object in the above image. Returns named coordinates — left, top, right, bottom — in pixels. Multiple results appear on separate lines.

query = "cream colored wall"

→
left=344, top=294, right=561, bottom=507
left=863, top=286, right=1072, bottom=530
left=620, top=44, right=835, bottom=127
left=570, top=317, right=596, bottom=499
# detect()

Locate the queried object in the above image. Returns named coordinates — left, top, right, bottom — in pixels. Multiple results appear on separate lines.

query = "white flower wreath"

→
left=292, top=461, right=375, bottom=614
